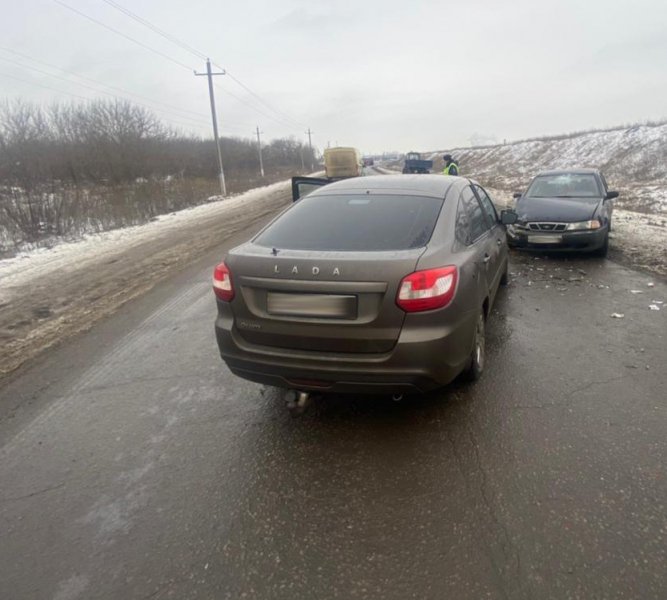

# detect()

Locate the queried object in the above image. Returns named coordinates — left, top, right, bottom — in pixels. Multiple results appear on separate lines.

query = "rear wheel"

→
left=500, top=258, right=509, bottom=286
left=462, top=311, right=485, bottom=382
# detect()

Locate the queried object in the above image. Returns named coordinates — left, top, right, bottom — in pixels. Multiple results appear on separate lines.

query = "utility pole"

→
left=195, top=59, right=226, bottom=197
left=255, top=126, right=264, bottom=178
left=305, top=127, right=313, bottom=171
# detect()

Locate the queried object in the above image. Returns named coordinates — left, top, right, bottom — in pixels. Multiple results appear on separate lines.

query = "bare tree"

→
left=0, top=97, right=315, bottom=253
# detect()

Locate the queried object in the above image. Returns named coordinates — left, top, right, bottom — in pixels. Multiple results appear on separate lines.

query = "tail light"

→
left=396, top=266, right=458, bottom=312
left=213, top=261, right=234, bottom=301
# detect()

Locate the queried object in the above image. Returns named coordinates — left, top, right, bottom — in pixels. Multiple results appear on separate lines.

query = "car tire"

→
left=594, top=233, right=609, bottom=257
left=500, top=259, right=509, bottom=286
left=462, top=311, right=485, bottom=382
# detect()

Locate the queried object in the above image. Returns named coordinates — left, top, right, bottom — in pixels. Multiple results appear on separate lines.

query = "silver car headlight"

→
left=565, top=220, right=601, bottom=231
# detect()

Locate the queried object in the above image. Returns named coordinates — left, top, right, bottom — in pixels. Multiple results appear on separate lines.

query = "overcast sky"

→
left=1, top=0, right=665, bottom=153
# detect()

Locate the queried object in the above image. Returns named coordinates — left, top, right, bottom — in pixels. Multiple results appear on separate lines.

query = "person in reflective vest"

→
left=442, top=154, right=459, bottom=176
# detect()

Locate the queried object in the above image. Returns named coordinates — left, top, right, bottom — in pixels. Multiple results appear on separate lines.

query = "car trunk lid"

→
left=227, top=246, right=423, bottom=353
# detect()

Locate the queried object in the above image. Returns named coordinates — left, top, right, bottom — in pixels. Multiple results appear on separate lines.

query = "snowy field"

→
left=433, top=122, right=667, bottom=184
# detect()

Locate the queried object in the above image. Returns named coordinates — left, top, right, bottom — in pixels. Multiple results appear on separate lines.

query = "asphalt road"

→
left=1, top=211, right=666, bottom=599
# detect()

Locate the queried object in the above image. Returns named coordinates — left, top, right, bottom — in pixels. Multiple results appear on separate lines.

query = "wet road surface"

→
left=1, top=224, right=666, bottom=599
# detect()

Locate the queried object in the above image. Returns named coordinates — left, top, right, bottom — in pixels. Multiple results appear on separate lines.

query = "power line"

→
left=0, top=49, right=254, bottom=135
left=0, top=71, right=90, bottom=102
left=0, top=54, right=212, bottom=129
left=0, top=71, right=212, bottom=134
left=212, top=82, right=299, bottom=131
left=0, top=47, right=210, bottom=122
left=93, top=0, right=306, bottom=130
left=54, top=0, right=305, bottom=136
left=221, top=69, right=307, bottom=129
left=53, top=0, right=195, bottom=72
left=100, top=0, right=208, bottom=61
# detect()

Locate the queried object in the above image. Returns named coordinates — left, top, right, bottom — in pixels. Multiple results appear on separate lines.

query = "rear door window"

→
left=460, top=186, right=490, bottom=242
left=455, top=199, right=471, bottom=245
left=474, top=185, right=499, bottom=227
left=254, top=193, right=444, bottom=251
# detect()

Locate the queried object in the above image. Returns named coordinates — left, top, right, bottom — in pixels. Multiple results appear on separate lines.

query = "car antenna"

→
left=271, top=247, right=279, bottom=256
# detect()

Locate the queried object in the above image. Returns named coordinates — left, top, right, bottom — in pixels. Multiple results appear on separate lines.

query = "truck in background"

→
left=324, top=147, right=362, bottom=179
left=402, top=151, right=433, bottom=174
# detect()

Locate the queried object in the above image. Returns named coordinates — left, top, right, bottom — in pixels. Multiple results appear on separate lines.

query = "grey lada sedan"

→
left=213, top=175, right=516, bottom=396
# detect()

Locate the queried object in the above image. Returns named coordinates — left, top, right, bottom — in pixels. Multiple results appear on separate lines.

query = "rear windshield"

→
left=526, top=174, right=601, bottom=198
left=254, top=193, right=443, bottom=251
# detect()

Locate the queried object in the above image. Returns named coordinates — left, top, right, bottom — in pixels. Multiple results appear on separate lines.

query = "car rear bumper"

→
left=508, top=226, right=607, bottom=252
left=214, top=309, right=477, bottom=394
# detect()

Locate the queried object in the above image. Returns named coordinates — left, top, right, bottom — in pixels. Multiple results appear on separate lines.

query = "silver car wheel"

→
left=474, top=314, right=485, bottom=372
left=462, top=311, right=485, bottom=382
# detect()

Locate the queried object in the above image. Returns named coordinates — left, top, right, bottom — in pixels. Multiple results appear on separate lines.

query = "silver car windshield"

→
left=527, top=174, right=601, bottom=198
left=254, top=193, right=444, bottom=251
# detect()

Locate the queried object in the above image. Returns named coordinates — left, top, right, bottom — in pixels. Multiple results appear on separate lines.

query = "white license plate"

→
left=267, top=293, right=357, bottom=319
left=528, top=235, right=562, bottom=244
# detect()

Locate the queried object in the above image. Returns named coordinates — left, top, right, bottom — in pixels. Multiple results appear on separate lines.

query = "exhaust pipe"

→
left=285, top=389, right=312, bottom=415
left=296, top=391, right=310, bottom=408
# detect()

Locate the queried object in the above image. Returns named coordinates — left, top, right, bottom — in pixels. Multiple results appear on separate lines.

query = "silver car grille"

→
left=527, top=222, right=567, bottom=232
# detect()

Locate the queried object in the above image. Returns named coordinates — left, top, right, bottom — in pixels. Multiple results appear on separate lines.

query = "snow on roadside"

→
left=605, top=211, right=667, bottom=277
left=0, top=179, right=290, bottom=299
left=615, top=182, right=667, bottom=215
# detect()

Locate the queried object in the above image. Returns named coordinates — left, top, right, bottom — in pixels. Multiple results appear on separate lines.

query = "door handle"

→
left=483, top=254, right=491, bottom=263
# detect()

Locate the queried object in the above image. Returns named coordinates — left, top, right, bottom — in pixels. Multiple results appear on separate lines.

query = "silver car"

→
left=213, top=175, right=516, bottom=398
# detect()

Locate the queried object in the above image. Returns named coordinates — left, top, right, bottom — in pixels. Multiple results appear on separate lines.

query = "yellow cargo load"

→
left=323, top=147, right=362, bottom=179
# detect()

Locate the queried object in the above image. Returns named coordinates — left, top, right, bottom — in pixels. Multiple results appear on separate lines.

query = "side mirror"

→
left=606, top=190, right=619, bottom=200
left=500, top=209, right=518, bottom=225
left=512, top=192, right=523, bottom=199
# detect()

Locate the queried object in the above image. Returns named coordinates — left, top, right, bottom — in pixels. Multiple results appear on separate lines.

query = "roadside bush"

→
left=0, top=99, right=316, bottom=256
